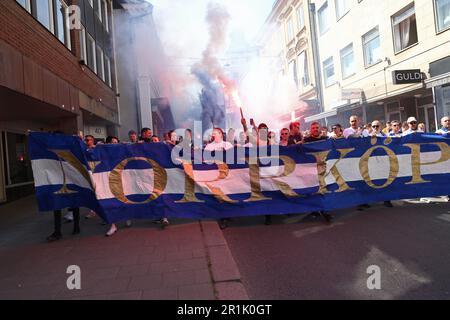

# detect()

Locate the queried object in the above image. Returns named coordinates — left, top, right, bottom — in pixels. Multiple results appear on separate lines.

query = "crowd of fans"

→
left=46, top=115, right=449, bottom=241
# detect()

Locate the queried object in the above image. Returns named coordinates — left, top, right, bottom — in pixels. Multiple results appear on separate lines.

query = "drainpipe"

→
left=308, top=0, right=324, bottom=114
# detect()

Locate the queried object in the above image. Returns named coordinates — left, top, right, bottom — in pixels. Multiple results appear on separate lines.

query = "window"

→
left=297, top=5, right=305, bottom=31
left=16, top=0, right=31, bottom=12
left=392, top=4, right=418, bottom=52
left=435, top=0, right=450, bottom=32
left=289, top=60, right=298, bottom=87
left=4, top=132, right=34, bottom=186
left=80, top=25, right=87, bottom=63
left=55, top=0, right=71, bottom=50
left=318, top=2, right=330, bottom=35
left=102, top=0, right=109, bottom=32
left=286, top=18, right=294, bottom=42
left=340, top=43, right=355, bottom=78
left=335, top=0, right=351, bottom=20
left=35, top=0, right=54, bottom=32
left=95, top=0, right=103, bottom=22
left=96, top=46, right=105, bottom=80
left=297, top=51, right=310, bottom=86
left=105, top=55, right=112, bottom=87
left=323, top=57, right=336, bottom=86
left=86, top=33, right=97, bottom=73
left=362, top=27, right=382, bottom=67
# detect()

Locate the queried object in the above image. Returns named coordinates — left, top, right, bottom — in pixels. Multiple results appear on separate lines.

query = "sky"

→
left=149, top=0, right=276, bottom=67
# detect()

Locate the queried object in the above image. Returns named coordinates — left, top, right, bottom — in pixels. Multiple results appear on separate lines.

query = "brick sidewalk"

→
left=0, top=196, right=248, bottom=300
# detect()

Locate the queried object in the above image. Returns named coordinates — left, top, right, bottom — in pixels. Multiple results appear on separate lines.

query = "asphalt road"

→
left=222, top=199, right=450, bottom=299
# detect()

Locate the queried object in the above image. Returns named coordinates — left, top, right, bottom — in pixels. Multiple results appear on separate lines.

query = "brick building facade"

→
left=0, top=0, right=119, bottom=202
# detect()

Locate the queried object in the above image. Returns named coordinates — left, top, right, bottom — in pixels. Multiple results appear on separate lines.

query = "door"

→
left=0, top=132, right=6, bottom=203
left=417, top=104, right=437, bottom=133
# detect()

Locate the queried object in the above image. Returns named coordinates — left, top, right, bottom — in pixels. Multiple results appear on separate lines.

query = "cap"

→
left=407, top=117, right=417, bottom=123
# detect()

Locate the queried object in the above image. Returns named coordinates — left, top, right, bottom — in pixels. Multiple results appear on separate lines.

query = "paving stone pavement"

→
left=0, top=196, right=248, bottom=300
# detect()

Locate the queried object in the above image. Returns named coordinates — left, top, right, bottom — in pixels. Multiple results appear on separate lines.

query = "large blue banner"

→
left=29, top=132, right=450, bottom=223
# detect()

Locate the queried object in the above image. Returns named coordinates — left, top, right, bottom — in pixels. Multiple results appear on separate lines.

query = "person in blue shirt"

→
left=436, top=116, right=449, bottom=135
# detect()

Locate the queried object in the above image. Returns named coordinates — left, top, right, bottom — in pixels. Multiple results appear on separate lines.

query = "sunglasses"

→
left=392, top=124, right=399, bottom=126
left=281, top=133, right=289, bottom=135
left=410, top=122, right=417, bottom=125
left=372, top=125, right=380, bottom=128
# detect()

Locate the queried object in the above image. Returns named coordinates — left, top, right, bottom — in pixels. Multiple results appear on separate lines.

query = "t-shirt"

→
left=288, top=133, right=303, bottom=145
left=343, top=127, right=368, bottom=138
left=402, top=129, right=418, bottom=136
left=388, top=131, right=402, bottom=137
left=204, top=141, right=234, bottom=151
left=436, top=127, right=449, bottom=135
left=303, top=135, right=328, bottom=143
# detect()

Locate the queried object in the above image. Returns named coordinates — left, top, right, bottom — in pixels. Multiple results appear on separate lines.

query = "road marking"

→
left=437, top=214, right=450, bottom=223
left=292, top=222, right=345, bottom=238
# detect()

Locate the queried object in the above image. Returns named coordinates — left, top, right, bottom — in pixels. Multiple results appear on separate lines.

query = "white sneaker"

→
left=85, top=210, right=97, bottom=219
left=125, top=220, right=132, bottom=228
left=106, top=224, right=117, bottom=237
left=63, top=211, right=73, bottom=222
left=161, top=218, right=169, bottom=229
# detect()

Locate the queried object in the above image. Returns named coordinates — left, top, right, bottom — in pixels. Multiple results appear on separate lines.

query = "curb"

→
left=200, top=221, right=249, bottom=300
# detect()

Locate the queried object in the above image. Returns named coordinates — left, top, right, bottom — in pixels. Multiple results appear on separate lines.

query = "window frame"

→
left=391, top=3, right=418, bottom=53
left=86, top=32, right=97, bottom=74
left=340, top=43, right=355, bottom=79
left=95, top=0, right=103, bottom=22
left=16, top=0, right=31, bottom=13
left=54, top=0, right=72, bottom=50
left=434, top=0, right=450, bottom=34
left=323, top=56, right=336, bottom=87
left=297, top=5, right=305, bottom=31
left=362, top=26, right=382, bottom=68
left=104, top=54, right=112, bottom=87
left=96, top=45, right=105, bottom=81
left=318, top=1, right=330, bottom=35
left=286, top=17, right=294, bottom=43
left=297, top=50, right=310, bottom=87
left=33, top=0, right=55, bottom=34
left=102, top=0, right=110, bottom=33
left=335, top=0, right=351, bottom=21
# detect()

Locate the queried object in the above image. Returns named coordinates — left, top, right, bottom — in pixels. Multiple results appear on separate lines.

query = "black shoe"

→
left=219, top=219, right=228, bottom=230
left=46, top=233, right=62, bottom=242
left=357, top=204, right=370, bottom=211
left=310, top=212, right=321, bottom=218
left=321, top=212, right=333, bottom=223
left=384, top=201, right=393, bottom=208
left=264, top=215, right=272, bottom=225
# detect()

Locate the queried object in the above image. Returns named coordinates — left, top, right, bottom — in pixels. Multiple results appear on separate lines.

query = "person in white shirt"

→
left=388, top=120, right=402, bottom=137
left=436, top=116, right=449, bottom=135
left=343, top=115, right=369, bottom=138
left=370, top=120, right=386, bottom=137
left=402, top=117, right=419, bottom=136
left=205, top=128, right=234, bottom=151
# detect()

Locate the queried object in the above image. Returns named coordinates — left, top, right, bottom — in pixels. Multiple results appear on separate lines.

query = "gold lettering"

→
left=175, top=162, right=205, bottom=203
left=359, top=146, right=399, bottom=189
left=404, top=142, right=450, bottom=184
left=200, top=161, right=237, bottom=204
left=308, top=148, right=355, bottom=194
left=244, top=156, right=299, bottom=202
left=109, top=157, right=167, bottom=204
left=49, top=149, right=93, bottom=194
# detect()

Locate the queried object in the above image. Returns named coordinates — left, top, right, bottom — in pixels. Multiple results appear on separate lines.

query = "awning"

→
left=425, top=72, right=450, bottom=89
left=304, top=109, right=337, bottom=122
